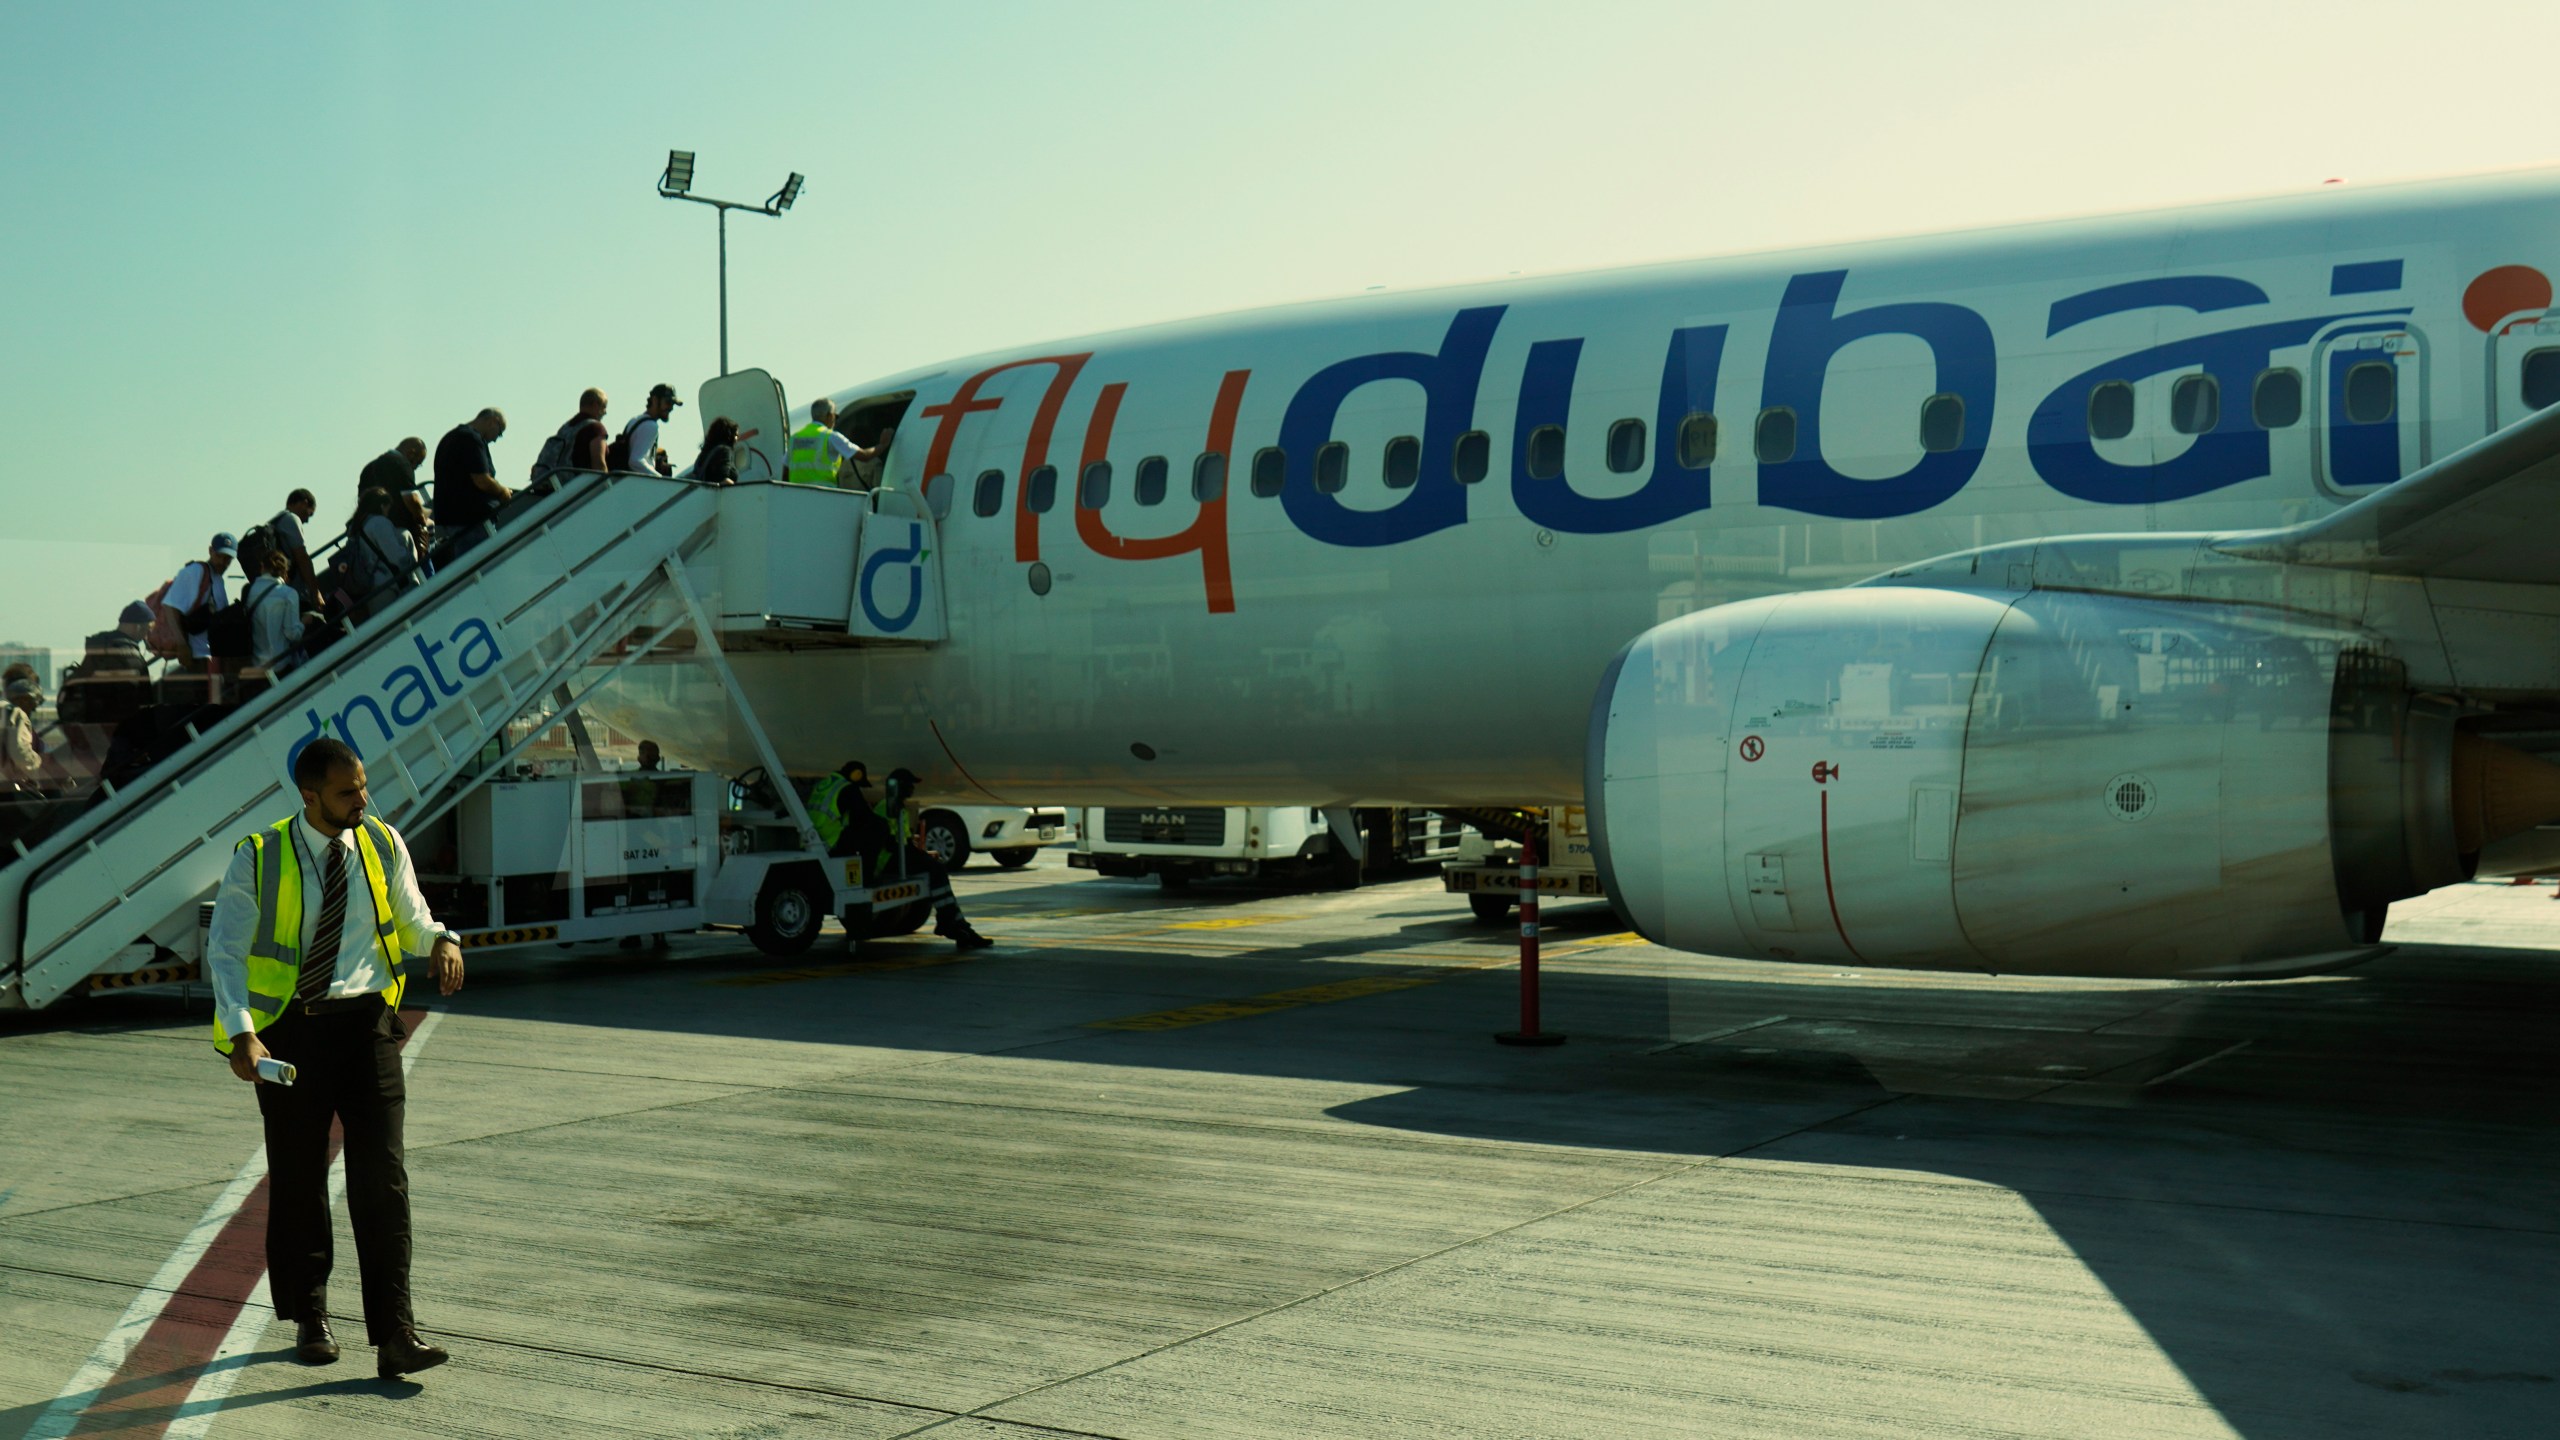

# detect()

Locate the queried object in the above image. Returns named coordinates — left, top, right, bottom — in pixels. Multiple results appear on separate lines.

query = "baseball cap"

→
left=119, top=600, right=153, bottom=625
left=210, top=532, right=239, bottom=557
left=649, top=383, right=684, bottom=407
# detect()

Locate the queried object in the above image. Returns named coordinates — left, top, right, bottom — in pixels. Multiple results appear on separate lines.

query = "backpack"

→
left=55, top=659, right=93, bottom=725
left=530, top=416, right=583, bottom=482
left=206, top=579, right=264, bottom=661
left=235, top=521, right=276, bottom=582
left=143, top=578, right=187, bottom=660
left=606, top=417, right=646, bottom=474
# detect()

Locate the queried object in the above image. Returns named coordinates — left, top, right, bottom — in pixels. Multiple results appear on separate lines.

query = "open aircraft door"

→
left=2311, top=321, right=2430, bottom=495
left=698, top=368, right=789, bottom=482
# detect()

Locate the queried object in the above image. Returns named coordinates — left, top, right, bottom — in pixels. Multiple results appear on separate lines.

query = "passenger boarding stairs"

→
left=1, top=464, right=946, bottom=1010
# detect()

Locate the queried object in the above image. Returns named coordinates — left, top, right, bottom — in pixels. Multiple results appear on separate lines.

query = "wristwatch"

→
left=436, top=930, right=465, bottom=950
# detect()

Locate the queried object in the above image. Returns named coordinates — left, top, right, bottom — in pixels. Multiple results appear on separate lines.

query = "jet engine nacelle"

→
left=1587, top=586, right=2555, bottom=979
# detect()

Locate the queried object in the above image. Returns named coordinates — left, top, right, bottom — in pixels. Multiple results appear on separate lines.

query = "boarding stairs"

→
left=1, top=465, right=946, bottom=1011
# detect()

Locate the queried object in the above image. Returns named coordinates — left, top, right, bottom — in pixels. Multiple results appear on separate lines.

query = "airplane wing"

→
left=2216, top=400, right=2560, bottom=583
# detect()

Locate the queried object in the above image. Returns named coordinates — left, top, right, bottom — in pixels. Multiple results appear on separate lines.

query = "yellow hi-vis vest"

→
left=809, top=773, right=850, bottom=846
left=872, top=796, right=911, bottom=870
left=784, top=422, right=840, bottom=486
left=210, top=815, right=407, bottom=1052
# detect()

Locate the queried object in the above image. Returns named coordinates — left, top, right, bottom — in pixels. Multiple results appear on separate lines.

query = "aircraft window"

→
left=1135, top=455, right=1169, bottom=506
left=1192, top=451, right=1228, bottom=502
left=1526, top=424, right=1566, bottom=480
left=1251, top=447, right=1286, bottom=498
left=1078, top=460, right=1112, bottom=509
left=2525, top=350, right=2560, bottom=410
left=1606, top=419, right=1646, bottom=474
left=1315, top=441, right=1349, bottom=494
left=1676, top=413, right=1717, bottom=468
left=2169, top=374, right=2219, bottom=435
left=2253, top=368, right=2303, bottom=428
left=1027, top=464, right=1057, bottom=513
left=2088, top=381, right=2135, bottom=440
left=924, top=473, right=955, bottom=520
left=1918, top=394, right=1964, bottom=454
left=1383, top=435, right=1421, bottom=489
left=2345, top=361, right=2396, bottom=424
left=1453, top=430, right=1491, bottom=484
left=971, top=469, right=1005, bottom=517
left=1754, top=408, right=1796, bottom=464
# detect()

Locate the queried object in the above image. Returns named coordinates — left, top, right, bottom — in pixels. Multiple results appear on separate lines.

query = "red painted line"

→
left=1817, top=791, right=1867, bottom=963
left=65, top=1005, right=426, bottom=1438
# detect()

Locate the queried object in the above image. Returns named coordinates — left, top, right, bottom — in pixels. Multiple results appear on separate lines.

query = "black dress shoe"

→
left=375, top=1327, right=449, bottom=1379
left=294, top=1317, right=339, bottom=1365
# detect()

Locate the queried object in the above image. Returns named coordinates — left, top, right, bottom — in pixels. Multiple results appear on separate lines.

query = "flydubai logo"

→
left=859, top=522, right=930, bottom=633
left=285, top=617, right=504, bottom=777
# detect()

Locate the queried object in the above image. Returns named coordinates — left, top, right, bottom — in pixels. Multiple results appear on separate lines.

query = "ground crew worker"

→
left=206, top=736, right=465, bottom=1380
left=784, top=398, right=885, bottom=487
left=819, top=760, right=990, bottom=948
left=879, top=766, right=991, bottom=948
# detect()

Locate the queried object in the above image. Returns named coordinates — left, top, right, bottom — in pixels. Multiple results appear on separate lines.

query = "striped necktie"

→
left=296, top=841, right=349, bottom=1004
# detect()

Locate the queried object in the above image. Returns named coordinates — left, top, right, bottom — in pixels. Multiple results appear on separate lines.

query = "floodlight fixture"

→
left=652, top=150, right=805, bottom=376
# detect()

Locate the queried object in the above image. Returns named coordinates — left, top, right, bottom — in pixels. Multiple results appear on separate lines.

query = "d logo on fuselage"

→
left=861, top=522, right=929, bottom=633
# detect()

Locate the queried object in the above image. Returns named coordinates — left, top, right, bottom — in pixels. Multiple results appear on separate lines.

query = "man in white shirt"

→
left=784, top=398, right=889, bottom=488
left=159, top=532, right=236, bottom=707
left=206, top=737, right=465, bottom=1379
left=617, top=382, right=682, bottom=475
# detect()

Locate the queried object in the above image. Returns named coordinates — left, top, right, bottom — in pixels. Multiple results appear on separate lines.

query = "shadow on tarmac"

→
left=21, top=887, right=2560, bottom=1439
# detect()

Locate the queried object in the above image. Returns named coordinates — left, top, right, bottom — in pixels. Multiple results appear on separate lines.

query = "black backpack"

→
left=606, top=417, right=649, bottom=474
left=235, top=521, right=276, bottom=581
left=205, top=582, right=262, bottom=661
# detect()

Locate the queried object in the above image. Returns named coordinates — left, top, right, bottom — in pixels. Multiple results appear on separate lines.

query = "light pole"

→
left=656, top=150, right=803, bottom=377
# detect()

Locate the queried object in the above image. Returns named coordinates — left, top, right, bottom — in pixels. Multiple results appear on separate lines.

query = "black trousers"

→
left=251, top=1004, right=412, bottom=1342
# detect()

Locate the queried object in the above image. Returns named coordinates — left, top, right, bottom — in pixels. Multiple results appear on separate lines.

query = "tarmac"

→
left=2, top=855, right=2556, bottom=1439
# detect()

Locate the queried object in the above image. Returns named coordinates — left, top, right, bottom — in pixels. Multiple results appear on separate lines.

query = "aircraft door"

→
left=697, top=369, right=789, bottom=483
left=2312, top=324, right=2429, bottom=494
left=2492, top=318, right=2560, bottom=433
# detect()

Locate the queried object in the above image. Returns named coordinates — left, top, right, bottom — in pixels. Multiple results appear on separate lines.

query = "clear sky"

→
left=5, top=0, right=2558, bottom=663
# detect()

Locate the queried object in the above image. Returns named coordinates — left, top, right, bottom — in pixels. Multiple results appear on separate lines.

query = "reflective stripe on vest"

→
left=211, top=815, right=408, bottom=1052
left=784, top=423, right=838, bottom=485
left=809, top=774, right=849, bottom=846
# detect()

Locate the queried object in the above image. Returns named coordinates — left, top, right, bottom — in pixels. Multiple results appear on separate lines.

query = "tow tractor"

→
left=405, top=757, right=931, bottom=959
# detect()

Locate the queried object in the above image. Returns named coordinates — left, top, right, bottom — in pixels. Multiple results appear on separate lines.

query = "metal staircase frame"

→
left=2, top=472, right=725, bottom=1009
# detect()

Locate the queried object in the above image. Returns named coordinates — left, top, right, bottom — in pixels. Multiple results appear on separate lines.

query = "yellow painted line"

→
left=1162, top=915, right=1297, bottom=931
left=1086, top=972, right=1439, bottom=1032
left=1550, top=932, right=1650, bottom=952
left=710, top=951, right=973, bottom=987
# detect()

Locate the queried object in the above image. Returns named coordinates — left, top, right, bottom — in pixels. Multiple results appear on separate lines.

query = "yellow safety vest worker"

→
left=784, top=422, right=840, bottom=486
left=210, top=816, right=407, bottom=1053
left=809, top=773, right=850, bottom=847
left=871, top=795, right=911, bottom=870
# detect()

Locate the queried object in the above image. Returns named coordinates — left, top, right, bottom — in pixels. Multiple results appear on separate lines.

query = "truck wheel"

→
left=992, top=848, right=1036, bottom=869
left=1469, top=892, right=1513, bottom=924
left=920, top=811, right=971, bottom=869
left=749, top=873, right=825, bottom=955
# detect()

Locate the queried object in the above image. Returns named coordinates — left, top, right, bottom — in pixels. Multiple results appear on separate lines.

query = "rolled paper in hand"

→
left=255, top=1057, right=298, bottom=1086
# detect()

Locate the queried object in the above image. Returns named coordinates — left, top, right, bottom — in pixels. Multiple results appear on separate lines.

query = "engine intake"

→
left=1587, top=586, right=2560, bottom=979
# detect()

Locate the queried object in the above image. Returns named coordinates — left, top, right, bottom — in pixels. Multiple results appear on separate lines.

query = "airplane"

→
left=594, top=165, right=2560, bottom=984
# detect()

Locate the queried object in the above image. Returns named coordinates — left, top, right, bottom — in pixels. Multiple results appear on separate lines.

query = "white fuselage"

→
left=601, top=169, right=2560, bottom=806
